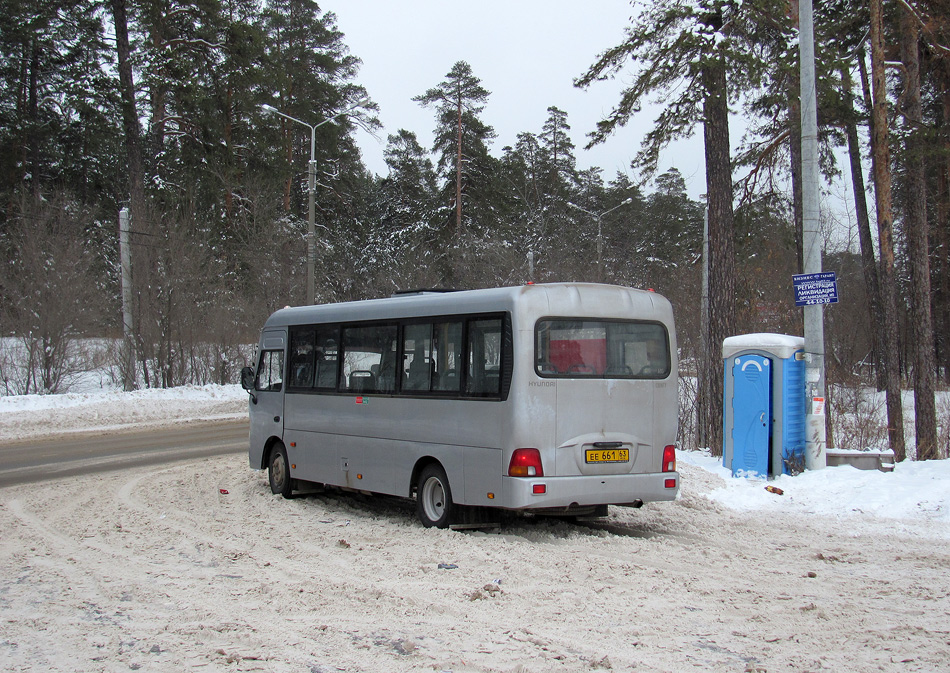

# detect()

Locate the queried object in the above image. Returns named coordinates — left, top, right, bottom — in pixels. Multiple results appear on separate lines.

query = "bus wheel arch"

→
left=414, top=461, right=455, bottom=529
left=259, top=436, right=282, bottom=470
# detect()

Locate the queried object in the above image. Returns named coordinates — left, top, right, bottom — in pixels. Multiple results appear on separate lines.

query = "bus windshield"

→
left=535, top=319, right=670, bottom=379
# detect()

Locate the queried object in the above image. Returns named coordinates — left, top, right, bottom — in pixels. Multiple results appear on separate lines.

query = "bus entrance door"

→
left=249, top=330, right=286, bottom=468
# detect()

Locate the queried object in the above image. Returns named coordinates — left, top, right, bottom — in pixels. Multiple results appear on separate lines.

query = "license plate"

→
left=585, top=448, right=629, bottom=463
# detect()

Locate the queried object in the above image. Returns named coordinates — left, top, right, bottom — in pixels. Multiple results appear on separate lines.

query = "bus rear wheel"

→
left=416, top=464, right=454, bottom=529
left=268, top=443, right=293, bottom=499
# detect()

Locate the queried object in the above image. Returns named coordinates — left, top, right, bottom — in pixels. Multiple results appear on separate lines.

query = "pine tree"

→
left=897, top=2, right=937, bottom=460
left=837, top=50, right=885, bottom=390
left=0, top=0, right=120, bottom=204
left=496, top=107, right=586, bottom=281
left=640, top=168, right=702, bottom=292
left=576, top=0, right=765, bottom=454
left=261, top=0, right=371, bottom=215
left=869, top=0, right=906, bottom=460
left=497, top=133, right=549, bottom=276
left=413, top=61, right=496, bottom=238
left=539, top=106, right=577, bottom=193
left=378, top=129, right=440, bottom=287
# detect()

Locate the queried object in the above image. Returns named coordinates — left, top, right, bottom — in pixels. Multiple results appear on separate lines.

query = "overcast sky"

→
left=329, top=0, right=707, bottom=197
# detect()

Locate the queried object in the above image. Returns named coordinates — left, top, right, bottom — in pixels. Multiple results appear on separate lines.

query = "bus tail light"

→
left=509, top=449, right=544, bottom=477
left=662, top=445, right=676, bottom=473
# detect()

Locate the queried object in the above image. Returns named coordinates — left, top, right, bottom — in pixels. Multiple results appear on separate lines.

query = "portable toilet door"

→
left=722, top=333, right=805, bottom=478
left=730, top=354, right=772, bottom=477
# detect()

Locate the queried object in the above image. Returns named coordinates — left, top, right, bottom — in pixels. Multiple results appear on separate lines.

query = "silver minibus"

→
left=241, top=282, right=680, bottom=528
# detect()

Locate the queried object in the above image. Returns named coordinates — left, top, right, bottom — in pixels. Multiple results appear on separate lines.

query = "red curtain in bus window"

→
left=549, top=338, right=606, bottom=375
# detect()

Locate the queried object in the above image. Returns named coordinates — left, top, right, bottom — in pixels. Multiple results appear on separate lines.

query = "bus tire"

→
left=268, top=442, right=293, bottom=499
left=416, top=463, right=454, bottom=529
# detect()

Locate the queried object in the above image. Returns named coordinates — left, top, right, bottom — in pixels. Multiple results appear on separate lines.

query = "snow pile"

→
left=681, top=450, right=950, bottom=527
left=0, top=384, right=248, bottom=442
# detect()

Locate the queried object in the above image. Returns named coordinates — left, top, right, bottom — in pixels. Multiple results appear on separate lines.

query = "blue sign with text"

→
left=793, top=272, right=838, bottom=306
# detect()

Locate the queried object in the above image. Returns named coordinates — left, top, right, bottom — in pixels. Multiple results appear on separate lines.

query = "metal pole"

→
left=566, top=197, right=632, bottom=284
left=597, top=215, right=603, bottom=282
left=119, top=207, right=135, bottom=391
left=800, top=0, right=826, bottom=469
left=307, top=154, right=316, bottom=306
left=261, top=98, right=369, bottom=306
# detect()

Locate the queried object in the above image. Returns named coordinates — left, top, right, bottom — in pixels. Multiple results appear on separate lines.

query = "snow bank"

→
left=681, top=450, right=950, bottom=527
left=0, top=384, right=248, bottom=442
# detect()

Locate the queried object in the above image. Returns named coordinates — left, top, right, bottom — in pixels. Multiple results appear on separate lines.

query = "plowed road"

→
left=0, top=420, right=248, bottom=488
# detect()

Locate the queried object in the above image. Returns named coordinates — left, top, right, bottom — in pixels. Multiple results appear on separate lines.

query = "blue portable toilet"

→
left=722, top=334, right=806, bottom=478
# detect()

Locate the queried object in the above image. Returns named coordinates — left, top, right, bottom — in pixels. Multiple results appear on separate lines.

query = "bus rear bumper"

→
left=502, top=472, right=679, bottom=510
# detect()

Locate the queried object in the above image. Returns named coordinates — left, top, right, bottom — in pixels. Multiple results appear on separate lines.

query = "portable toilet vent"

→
left=722, top=334, right=806, bottom=478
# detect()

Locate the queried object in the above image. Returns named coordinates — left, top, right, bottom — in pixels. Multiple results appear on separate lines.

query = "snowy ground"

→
left=1, top=386, right=949, bottom=672
left=0, top=384, right=248, bottom=443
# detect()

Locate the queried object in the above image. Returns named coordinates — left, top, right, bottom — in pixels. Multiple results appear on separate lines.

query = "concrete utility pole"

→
left=799, top=0, right=827, bottom=469
left=119, top=207, right=135, bottom=391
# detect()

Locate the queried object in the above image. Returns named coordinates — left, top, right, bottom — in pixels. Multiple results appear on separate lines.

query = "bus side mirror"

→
left=240, top=366, right=256, bottom=393
left=240, top=366, right=258, bottom=404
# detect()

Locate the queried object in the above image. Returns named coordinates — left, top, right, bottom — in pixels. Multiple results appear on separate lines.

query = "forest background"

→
left=1, top=0, right=948, bottom=461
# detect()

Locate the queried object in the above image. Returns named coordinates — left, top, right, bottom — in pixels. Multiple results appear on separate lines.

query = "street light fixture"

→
left=261, top=97, right=369, bottom=305
left=566, top=197, right=634, bottom=282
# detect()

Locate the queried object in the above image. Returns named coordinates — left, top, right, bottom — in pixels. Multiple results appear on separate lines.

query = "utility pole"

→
left=700, top=208, right=709, bottom=451
left=799, top=0, right=826, bottom=469
left=119, top=207, right=135, bottom=391
left=308, top=149, right=317, bottom=305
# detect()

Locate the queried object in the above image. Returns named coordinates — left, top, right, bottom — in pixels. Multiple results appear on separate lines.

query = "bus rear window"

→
left=535, top=319, right=670, bottom=379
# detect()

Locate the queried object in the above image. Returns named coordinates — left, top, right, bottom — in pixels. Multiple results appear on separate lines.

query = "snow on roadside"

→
left=681, top=450, right=950, bottom=533
left=0, top=384, right=248, bottom=442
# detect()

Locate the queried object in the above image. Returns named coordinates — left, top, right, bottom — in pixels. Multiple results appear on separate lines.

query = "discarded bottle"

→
left=765, top=485, right=784, bottom=495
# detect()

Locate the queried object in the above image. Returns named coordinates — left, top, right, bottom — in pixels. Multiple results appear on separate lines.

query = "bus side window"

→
left=376, top=335, right=398, bottom=393
left=314, top=327, right=339, bottom=391
left=403, top=323, right=433, bottom=392
left=289, top=327, right=315, bottom=388
left=340, top=324, right=397, bottom=394
left=402, top=320, right=463, bottom=394
left=255, top=350, right=284, bottom=392
left=467, top=318, right=502, bottom=395
left=433, top=320, right=462, bottom=392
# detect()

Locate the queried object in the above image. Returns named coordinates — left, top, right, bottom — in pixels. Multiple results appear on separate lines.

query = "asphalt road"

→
left=0, top=419, right=249, bottom=488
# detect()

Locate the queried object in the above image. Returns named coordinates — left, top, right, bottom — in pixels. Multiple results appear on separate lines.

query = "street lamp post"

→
left=566, top=198, right=634, bottom=282
left=261, top=99, right=367, bottom=305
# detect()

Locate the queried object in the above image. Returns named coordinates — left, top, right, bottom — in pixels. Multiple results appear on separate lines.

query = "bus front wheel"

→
left=416, top=464, right=454, bottom=529
left=268, top=443, right=293, bottom=499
